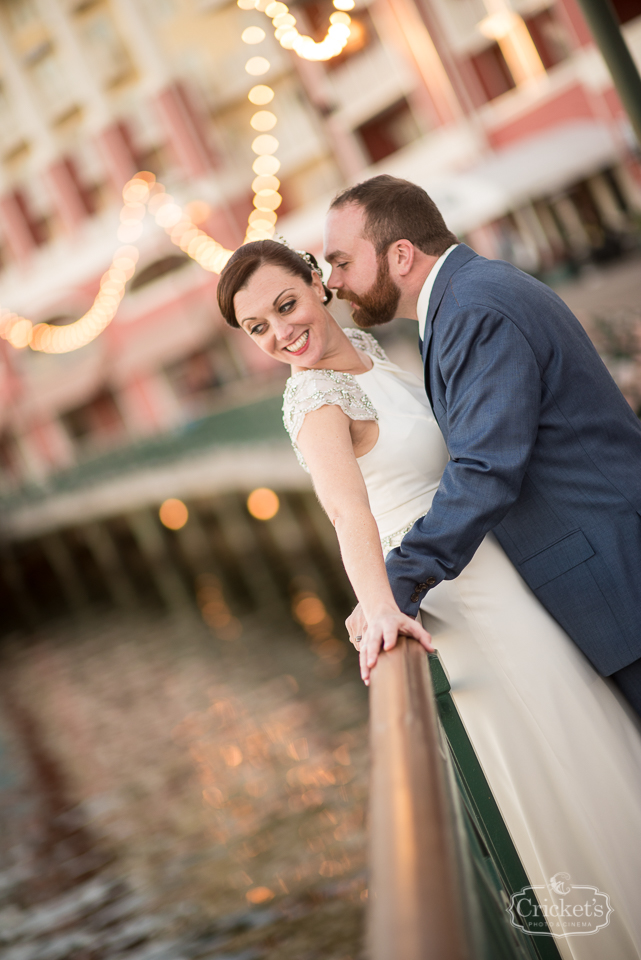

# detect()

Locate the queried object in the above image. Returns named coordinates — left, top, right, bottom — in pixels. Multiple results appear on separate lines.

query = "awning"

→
left=279, top=118, right=626, bottom=248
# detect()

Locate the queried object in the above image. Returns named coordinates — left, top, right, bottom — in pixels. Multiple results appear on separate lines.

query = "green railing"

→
left=0, top=393, right=287, bottom=513
left=367, top=638, right=562, bottom=960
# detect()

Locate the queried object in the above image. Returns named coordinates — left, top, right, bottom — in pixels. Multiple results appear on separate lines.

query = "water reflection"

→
left=0, top=608, right=368, bottom=960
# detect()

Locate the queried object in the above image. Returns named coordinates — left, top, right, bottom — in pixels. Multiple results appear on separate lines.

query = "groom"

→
left=323, top=174, right=641, bottom=716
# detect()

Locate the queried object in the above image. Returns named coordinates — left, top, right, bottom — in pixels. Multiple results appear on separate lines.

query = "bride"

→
left=216, top=239, right=641, bottom=960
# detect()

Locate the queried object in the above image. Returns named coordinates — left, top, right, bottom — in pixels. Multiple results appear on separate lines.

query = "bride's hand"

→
left=346, top=604, right=368, bottom=651
left=359, top=606, right=434, bottom=686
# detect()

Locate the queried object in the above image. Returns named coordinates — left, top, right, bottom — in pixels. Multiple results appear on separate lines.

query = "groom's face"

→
left=324, top=204, right=401, bottom=328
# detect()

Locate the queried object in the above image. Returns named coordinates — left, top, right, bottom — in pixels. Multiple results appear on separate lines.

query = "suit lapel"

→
left=421, top=243, right=478, bottom=366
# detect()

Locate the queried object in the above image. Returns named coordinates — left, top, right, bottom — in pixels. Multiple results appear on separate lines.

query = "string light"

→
left=248, top=84, right=274, bottom=105
left=250, top=110, right=277, bottom=131
left=246, top=108, right=282, bottom=239
left=238, top=0, right=355, bottom=241
left=242, top=21, right=282, bottom=242
left=241, top=25, right=266, bottom=43
left=0, top=173, right=234, bottom=355
left=237, top=0, right=354, bottom=62
left=0, top=2, right=356, bottom=355
left=244, top=55, right=270, bottom=75
left=0, top=239, right=139, bottom=354
left=252, top=155, right=280, bottom=176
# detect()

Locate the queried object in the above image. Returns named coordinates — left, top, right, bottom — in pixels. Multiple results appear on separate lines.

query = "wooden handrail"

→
left=367, top=636, right=472, bottom=960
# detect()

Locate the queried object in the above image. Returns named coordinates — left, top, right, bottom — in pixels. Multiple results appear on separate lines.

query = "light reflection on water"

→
left=0, top=608, right=369, bottom=959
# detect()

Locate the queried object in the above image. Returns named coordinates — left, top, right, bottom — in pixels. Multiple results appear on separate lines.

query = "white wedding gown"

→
left=283, top=329, right=641, bottom=960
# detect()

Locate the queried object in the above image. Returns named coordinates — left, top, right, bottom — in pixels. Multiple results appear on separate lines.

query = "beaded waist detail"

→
left=381, top=517, right=422, bottom=557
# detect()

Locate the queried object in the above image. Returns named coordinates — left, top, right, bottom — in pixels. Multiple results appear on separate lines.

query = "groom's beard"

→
left=336, top=255, right=401, bottom=328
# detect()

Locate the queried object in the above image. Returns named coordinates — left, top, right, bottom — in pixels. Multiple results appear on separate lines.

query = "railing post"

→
left=368, top=636, right=473, bottom=960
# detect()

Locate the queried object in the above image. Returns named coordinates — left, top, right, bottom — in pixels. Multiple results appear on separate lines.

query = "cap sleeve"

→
left=282, top=368, right=377, bottom=472
left=343, top=327, right=388, bottom=361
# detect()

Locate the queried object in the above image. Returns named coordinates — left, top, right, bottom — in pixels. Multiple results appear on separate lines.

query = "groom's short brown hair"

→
left=329, top=174, right=458, bottom=257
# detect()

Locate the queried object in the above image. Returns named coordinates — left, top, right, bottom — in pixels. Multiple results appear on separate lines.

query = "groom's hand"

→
left=348, top=604, right=434, bottom=685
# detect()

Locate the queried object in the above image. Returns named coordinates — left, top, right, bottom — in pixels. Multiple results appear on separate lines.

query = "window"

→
left=0, top=81, right=23, bottom=157
left=524, top=7, right=572, bottom=69
left=128, top=255, right=191, bottom=291
left=0, top=433, right=21, bottom=486
left=4, top=0, right=39, bottom=31
left=356, top=99, right=422, bottom=164
left=280, top=156, right=342, bottom=211
left=28, top=45, right=76, bottom=120
left=165, top=340, right=243, bottom=407
left=74, top=4, right=134, bottom=88
left=610, top=0, right=641, bottom=24
left=62, top=389, right=125, bottom=447
left=11, top=189, right=50, bottom=246
left=468, top=42, right=515, bottom=102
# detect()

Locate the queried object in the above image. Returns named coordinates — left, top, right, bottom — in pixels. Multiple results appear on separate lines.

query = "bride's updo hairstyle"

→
left=217, top=240, right=332, bottom=328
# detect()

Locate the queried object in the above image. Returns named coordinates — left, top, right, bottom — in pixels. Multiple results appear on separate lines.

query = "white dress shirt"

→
left=417, top=244, right=458, bottom=341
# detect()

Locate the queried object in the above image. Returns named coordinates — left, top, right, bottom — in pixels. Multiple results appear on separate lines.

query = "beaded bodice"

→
left=282, top=330, right=382, bottom=471
left=282, top=328, right=449, bottom=553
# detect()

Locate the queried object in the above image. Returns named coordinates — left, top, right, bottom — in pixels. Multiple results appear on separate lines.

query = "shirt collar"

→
left=417, top=244, right=458, bottom=341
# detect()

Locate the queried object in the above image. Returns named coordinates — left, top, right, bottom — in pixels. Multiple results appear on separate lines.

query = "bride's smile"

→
left=284, top=329, right=309, bottom=354
left=232, top=262, right=372, bottom=376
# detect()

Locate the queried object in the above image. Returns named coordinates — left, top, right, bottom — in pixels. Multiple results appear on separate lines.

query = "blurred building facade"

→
left=0, top=0, right=640, bottom=628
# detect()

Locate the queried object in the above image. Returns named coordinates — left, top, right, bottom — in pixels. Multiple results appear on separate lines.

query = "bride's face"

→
left=234, top=264, right=332, bottom=367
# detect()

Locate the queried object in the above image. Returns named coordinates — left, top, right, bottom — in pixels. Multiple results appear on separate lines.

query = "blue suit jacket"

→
left=385, top=243, right=641, bottom=675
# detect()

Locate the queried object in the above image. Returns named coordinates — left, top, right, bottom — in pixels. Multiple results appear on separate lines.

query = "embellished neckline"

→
left=287, top=349, right=374, bottom=380
left=286, top=329, right=384, bottom=385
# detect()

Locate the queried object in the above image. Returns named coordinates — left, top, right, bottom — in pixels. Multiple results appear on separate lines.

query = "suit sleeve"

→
left=386, top=305, right=541, bottom=616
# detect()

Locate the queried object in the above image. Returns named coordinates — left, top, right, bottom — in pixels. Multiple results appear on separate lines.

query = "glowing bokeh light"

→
left=6, top=318, right=33, bottom=348
left=248, top=84, right=274, bottom=105
left=253, top=191, right=282, bottom=210
left=245, top=56, right=270, bottom=75
left=241, top=25, right=266, bottom=43
left=251, top=134, right=279, bottom=155
left=250, top=110, right=277, bottom=131
left=122, top=178, right=150, bottom=204
left=248, top=221, right=276, bottom=234
left=252, top=174, right=280, bottom=193
left=246, top=887, right=275, bottom=904
left=202, top=600, right=232, bottom=628
left=294, top=595, right=327, bottom=626
left=184, top=200, right=211, bottom=224
left=273, top=13, right=295, bottom=27
left=265, top=1, right=287, bottom=16
left=252, top=154, right=281, bottom=176
left=247, top=488, right=280, bottom=520
left=248, top=207, right=277, bottom=223
left=159, top=498, right=189, bottom=530
left=278, top=30, right=298, bottom=49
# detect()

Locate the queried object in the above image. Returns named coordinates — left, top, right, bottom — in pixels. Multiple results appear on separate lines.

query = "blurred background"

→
left=0, top=0, right=640, bottom=958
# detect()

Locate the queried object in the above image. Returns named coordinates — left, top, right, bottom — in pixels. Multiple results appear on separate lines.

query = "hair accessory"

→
left=277, top=235, right=324, bottom=280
